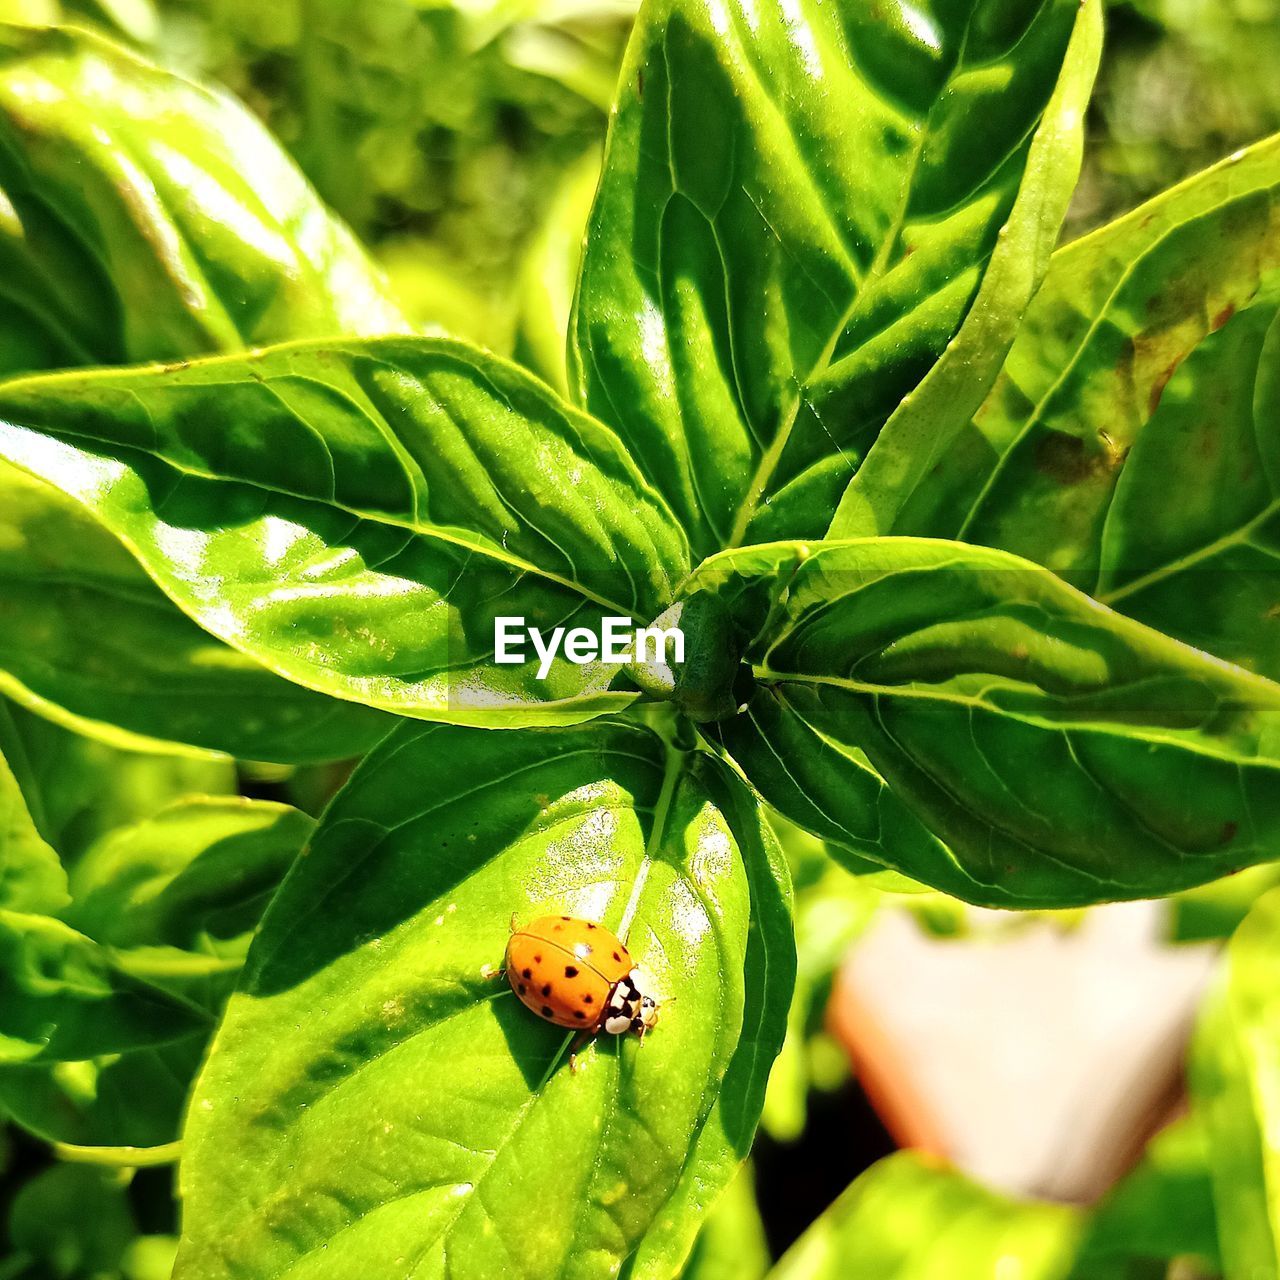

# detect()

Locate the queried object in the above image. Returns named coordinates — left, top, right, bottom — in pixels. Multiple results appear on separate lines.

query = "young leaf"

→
left=1191, top=886, right=1280, bottom=1280
left=0, top=462, right=396, bottom=761
left=0, top=24, right=407, bottom=378
left=0, top=910, right=209, bottom=1063
left=693, top=539, right=1280, bottom=906
left=175, top=720, right=793, bottom=1278
left=0, top=707, right=67, bottom=913
left=0, top=338, right=690, bottom=726
left=571, top=0, right=1101, bottom=555
left=878, top=134, right=1280, bottom=677
left=769, top=1152, right=1081, bottom=1280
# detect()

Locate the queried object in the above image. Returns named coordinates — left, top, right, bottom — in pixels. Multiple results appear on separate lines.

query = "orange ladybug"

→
left=505, top=915, right=659, bottom=1040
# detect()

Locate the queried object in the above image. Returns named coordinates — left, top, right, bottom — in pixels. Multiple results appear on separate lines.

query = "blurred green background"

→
left=8, top=0, right=1279, bottom=364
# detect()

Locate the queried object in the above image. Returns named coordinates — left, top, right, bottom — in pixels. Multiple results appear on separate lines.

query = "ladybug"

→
left=504, top=915, right=660, bottom=1042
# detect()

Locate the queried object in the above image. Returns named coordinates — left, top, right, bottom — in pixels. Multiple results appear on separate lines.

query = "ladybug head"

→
left=631, top=993, right=660, bottom=1035
left=603, top=967, right=662, bottom=1037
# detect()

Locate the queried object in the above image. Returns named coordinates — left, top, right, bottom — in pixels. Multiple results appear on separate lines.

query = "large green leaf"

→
left=571, top=0, right=1101, bottom=556
left=175, top=720, right=793, bottom=1279
left=0, top=909, right=209, bottom=1063
left=0, top=21, right=432, bottom=759
left=874, top=134, right=1280, bottom=677
left=769, top=1152, right=1081, bottom=1280
left=0, top=23, right=426, bottom=759
left=0, top=338, right=690, bottom=726
left=0, top=23, right=407, bottom=379
left=690, top=538, right=1280, bottom=906
left=0, top=703, right=66, bottom=913
left=0, top=463, right=395, bottom=761
left=1192, top=886, right=1280, bottom=1280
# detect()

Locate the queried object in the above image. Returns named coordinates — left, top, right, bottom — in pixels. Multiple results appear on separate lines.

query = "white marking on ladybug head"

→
left=634, top=995, right=660, bottom=1033
left=604, top=1013, right=632, bottom=1035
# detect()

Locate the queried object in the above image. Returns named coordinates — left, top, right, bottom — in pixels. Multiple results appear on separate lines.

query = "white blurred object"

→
left=836, top=901, right=1218, bottom=1203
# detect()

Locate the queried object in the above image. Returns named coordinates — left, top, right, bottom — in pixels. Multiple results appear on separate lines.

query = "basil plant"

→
left=1, top=1, right=1279, bottom=1277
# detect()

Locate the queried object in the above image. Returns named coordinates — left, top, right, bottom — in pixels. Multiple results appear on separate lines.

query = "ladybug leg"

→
left=568, top=1031, right=593, bottom=1074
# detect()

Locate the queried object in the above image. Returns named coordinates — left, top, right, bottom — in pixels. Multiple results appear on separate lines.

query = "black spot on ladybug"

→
left=521, top=968, right=532, bottom=979
left=583, top=994, right=593, bottom=1004
left=574, top=1011, right=587, bottom=1020
left=541, top=1006, right=554, bottom=1018
left=565, top=966, right=579, bottom=978
left=534, top=955, right=542, bottom=964
left=612, top=951, right=621, bottom=962
left=518, top=983, right=526, bottom=995
left=561, top=915, right=570, bottom=920
left=587, top=923, right=596, bottom=930
left=542, top=983, right=553, bottom=997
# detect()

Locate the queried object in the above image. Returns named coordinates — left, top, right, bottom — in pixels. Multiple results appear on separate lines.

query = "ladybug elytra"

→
left=504, top=915, right=660, bottom=1040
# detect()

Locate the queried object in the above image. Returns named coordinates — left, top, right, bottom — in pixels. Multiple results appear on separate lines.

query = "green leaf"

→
left=1192, top=886, right=1280, bottom=1280
left=0, top=1037, right=206, bottom=1149
left=571, top=0, right=1100, bottom=557
left=1, top=697, right=236, bottom=861
left=1067, top=1112, right=1220, bottom=1278
left=0, top=23, right=430, bottom=760
left=514, top=148, right=601, bottom=397
left=693, top=538, right=1280, bottom=906
left=0, top=339, right=690, bottom=726
left=680, top=1163, right=769, bottom=1280
left=1095, top=302, right=1280, bottom=680
left=0, top=795, right=300, bottom=1152
left=6, top=1164, right=136, bottom=1278
left=0, top=462, right=397, bottom=761
left=0, top=703, right=66, bottom=913
left=1170, top=863, right=1280, bottom=944
left=175, top=720, right=793, bottom=1279
left=768, top=1152, right=1081, bottom=1280
left=884, top=134, right=1280, bottom=677
left=762, top=817, right=877, bottom=1142
left=0, top=23, right=407, bottom=379
left=66, top=797, right=313, bottom=953
left=0, top=909, right=209, bottom=1063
